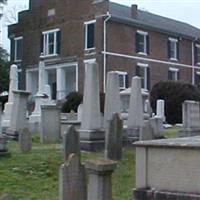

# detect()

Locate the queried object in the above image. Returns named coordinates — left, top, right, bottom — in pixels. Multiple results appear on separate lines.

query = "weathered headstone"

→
left=156, top=99, right=165, bottom=122
left=85, top=159, right=117, bottom=200
left=126, top=76, right=144, bottom=139
left=3, top=64, right=18, bottom=127
left=180, top=100, right=200, bottom=137
left=149, top=117, right=164, bottom=139
left=18, top=128, right=32, bottom=153
left=105, top=113, right=123, bottom=161
left=40, top=105, right=60, bottom=143
left=63, top=125, right=80, bottom=162
left=104, top=71, right=121, bottom=126
left=140, top=121, right=154, bottom=141
left=77, top=103, right=83, bottom=122
left=59, top=154, right=87, bottom=200
left=9, top=90, right=30, bottom=135
left=79, top=61, right=104, bottom=151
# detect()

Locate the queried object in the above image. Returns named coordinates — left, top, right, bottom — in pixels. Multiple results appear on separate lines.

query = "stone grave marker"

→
left=18, top=128, right=32, bottom=153
left=105, top=113, right=123, bottom=161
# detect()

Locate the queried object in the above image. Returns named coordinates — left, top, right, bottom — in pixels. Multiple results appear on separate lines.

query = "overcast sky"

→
left=1, top=0, right=200, bottom=52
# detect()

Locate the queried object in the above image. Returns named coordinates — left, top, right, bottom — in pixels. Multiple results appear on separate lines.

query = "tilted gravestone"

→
left=105, top=113, right=123, bottom=161
left=18, top=128, right=32, bottom=153
left=63, top=125, right=80, bottom=162
left=59, top=154, right=87, bottom=200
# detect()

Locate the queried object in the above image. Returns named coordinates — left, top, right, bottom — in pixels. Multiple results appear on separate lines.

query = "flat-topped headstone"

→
left=104, top=71, right=121, bottom=126
left=105, top=113, right=123, bottom=160
left=59, top=153, right=87, bottom=200
left=140, top=121, right=154, bottom=141
left=40, top=105, right=60, bottom=143
left=149, top=117, right=164, bottom=138
left=18, top=128, right=32, bottom=153
left=85, top=159, right=117, bottom=200
left=63, top=125, right=80, bottom=162
left=9, top=90, right=30, bottom=134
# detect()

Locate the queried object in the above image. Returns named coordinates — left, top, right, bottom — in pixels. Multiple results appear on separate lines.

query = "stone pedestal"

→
left=85, top=159, right=117, bottom=200
left=80, top=61, right=104, bottom=151
left=19, top=128, right=32, bottom=153
left=9, top=90, right=30, bottom=136
left=133, top=137, right=200, bottom=200
left=40, top=105, right=60, bottom=143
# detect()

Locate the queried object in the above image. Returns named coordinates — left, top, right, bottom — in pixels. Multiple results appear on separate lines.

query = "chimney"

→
left=131, top=4, right=138, bottom=18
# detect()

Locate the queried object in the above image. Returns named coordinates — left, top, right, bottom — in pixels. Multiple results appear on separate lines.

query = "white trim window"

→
left=168, top=38, right=179, bottom=60
left=14, top=36, right=23, bottom=62
left=136, top=63, right=150, bottom=90
left=84, top=20, right=96, bottom=50
left=135, top=30, right=149, bottom=55
left=42, top=29, right=60, bottom=56
left=115, top=71, right=128, bottom=90
left=168, top=67, right=179, bottom=81
left=195, top=44, right=200, bottom=65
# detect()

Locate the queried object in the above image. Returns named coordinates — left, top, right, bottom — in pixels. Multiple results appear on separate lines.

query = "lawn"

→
left=0, top=127, right=178, bottom=200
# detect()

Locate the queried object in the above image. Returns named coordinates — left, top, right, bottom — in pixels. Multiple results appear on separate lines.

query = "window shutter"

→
left=194, top=45, right=197, bottom=64
left=168, top=70, right=172, bottom=80
left=146, top=35, right=150, bottom=55
left=177, top=41, right=179, bottom=60
left=10, top=38, right=15, bottom=61
left=177, top=70, right=180, bottom=81
left=167, top=40, right=171, bottom=59
left=135, top=32, right=139, bottom=53
left=40, top=33, right=44, bottom=55
left=125, top=74, right=129, bottom=88
left=147, top=67, right=150, bottom=90
left=136, top=65, right=140, bottom=76
left=56, top=30, right=61, bottom=54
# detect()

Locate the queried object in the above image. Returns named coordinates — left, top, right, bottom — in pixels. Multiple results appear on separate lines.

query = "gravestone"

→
left=40, top=105, right=60, bottom=143
left=79, top=61, right=104, bottom=151
left=18, top=128, right=32, bottom=153
left=9, top=90, right=30, bottom=135
left=149, top=117, right=164, bottom=139
left=155, top=99, right=165, bottom=122
left=105, top=113, right=123, bottom=161
left=85, top=159, right=117, bottom=200
left=0, top=103, right=2, bottom=135
left=3, top=64, right=18, bottom=128
left=180, top=100, right=200, bottom=137
left=140, top=121, right=154, bottom=141
left=77, top=104, right=83, bottom=122
left=104, top=72, right=121, bottom=126
left=59, top=153, right=87, bottom=200
left=63, top=125, right=80, bottom=162
left=126, top=76, right=144, bottom=140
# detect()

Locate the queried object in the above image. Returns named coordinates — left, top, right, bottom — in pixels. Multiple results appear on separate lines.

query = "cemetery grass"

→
left=0, top=128, right=177, bottom=200
left=0, top=135, right=134, bottom=200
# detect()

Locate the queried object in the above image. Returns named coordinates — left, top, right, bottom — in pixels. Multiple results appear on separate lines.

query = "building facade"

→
left=8, top=0, right=200, bottom=100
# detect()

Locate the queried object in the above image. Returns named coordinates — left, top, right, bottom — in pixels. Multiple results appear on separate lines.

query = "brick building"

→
left=8, top=0, right=200, bottom=100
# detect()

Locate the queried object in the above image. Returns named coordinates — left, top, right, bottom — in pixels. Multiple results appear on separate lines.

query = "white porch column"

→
left=56, top=68, right=66, bottom=100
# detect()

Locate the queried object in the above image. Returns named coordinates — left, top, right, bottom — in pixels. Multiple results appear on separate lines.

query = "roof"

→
left=109, top=2, right=200, bottom=39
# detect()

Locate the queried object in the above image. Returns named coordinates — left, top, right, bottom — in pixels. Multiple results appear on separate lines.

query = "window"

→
left=135, top=30, right=149, bottom=55
left=14, top=36, right=23, bottom=61
left=168, top=67, right=179, bottom=81
left=195, top=72, right=200, bottom=88
left=168, top=38, right=179, bottom=60
left=136, top=63, right=150, bottom=90
left=195, top=44, right=200, bottom=64
left=115, top=71, right=128, bottom=90
left=84, top=20, right=96, bottom=50
left=41, top=29, right=60, bottom=56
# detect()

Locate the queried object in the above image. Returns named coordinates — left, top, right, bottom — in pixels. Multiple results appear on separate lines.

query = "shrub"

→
left=150, top=81, right=200, bottom=124
left=61, top=92, right=83, bottom=113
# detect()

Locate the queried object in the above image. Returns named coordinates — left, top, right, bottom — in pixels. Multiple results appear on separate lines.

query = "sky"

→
left=1, top=0, right=200, bottom=52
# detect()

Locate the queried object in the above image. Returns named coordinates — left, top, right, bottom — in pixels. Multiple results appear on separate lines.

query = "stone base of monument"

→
left=179, top=127, right=200, bottom=137
left=133, top=188, right=200, bottom=200
left=0, top=135, right=10, bottom=156
left=4, top=129, right=19, bottom=140
left=123, top=127, right=140, bottom=143
left=79, top=129, right=105, bottom=152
